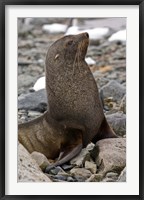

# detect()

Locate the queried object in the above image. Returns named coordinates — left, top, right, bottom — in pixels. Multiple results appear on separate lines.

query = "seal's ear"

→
left=55, top=54, right=59, bottom=60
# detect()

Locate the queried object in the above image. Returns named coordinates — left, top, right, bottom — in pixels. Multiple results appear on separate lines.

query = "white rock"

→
left=33, top=76, right=45, bottom=91
left=108, top=29, right=126, bottom=42
left=42, top=23, right=67, bottom=34
left=85, top=57, right=96, bottom=65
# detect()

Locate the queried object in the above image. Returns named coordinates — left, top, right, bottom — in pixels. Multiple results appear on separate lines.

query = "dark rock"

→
left=106, top=112, right=126, bottom=136
left=18, top=89, right=47, bottom=112
left=61, top=164, right=73, bottom=170
left=48, top=166, right=64, bottom=175
left=100, top=80, right=125, bottom=103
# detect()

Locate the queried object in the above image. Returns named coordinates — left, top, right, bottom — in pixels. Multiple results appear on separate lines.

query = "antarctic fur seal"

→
left=18, top=32, right=117, bottom=171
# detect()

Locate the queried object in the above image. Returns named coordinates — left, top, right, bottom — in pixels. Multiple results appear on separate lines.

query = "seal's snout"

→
left=84, top=32, right=89, bottom=38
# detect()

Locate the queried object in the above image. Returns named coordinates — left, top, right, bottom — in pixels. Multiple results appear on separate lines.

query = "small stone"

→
left=102, top=177, right=116, bottom=182
left=70, top=168, right=92, bottom=180
left=49, top=166, right=64, bottom=175
left=31, top=151, right=50, bottom=171
left=86, top=174, right=103, bottom=182
left=74, top=175, right=86, bottom=182
left=85, top=161, right=97, bottom=174
left=67, top=176, right=75, bottom=182
left=105, top=172, right=119, bottom=181
left=28, top=111, right=42, bottom=118
left=61, top=164, right=73, bottom=170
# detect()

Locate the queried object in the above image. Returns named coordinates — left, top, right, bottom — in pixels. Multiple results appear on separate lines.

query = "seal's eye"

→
left=67, top=40, right=73, bottom=45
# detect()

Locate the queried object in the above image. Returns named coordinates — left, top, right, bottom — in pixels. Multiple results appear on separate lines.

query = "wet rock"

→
left=106, top=112, right=126, bottom=136
left=100, top=80, right=125, bottom=103
left=93, top=138, right=126, bottom=175
left=18, top=89, right=47, bottom=112
left=117, top=167, right=126, bottom=182
left=120, top=94, right=126, bottom=113
left=18, top=143, right=51, bottom=182
left=86, top=174, right=103, bottom=182
left=85, top=161, right=97, bottom=174
left=31, top=151, right=50, bottom=171
left=70, top=168, right=92, bottom=181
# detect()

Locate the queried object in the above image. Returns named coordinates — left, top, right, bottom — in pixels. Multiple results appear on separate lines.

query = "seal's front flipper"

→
left=92, top=117, right=118, bottom=144
left=45, top=130, right=83, bottom=173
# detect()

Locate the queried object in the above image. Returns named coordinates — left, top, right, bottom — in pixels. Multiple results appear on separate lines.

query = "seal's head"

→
left=46, top=32, right=89, bottom=67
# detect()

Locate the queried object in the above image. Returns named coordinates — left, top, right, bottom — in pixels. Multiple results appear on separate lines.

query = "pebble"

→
left=70, top=168, right=92, bottom=180
left=85, top=161, right=97, bottom=174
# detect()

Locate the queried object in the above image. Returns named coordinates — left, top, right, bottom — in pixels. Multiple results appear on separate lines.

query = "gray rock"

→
left=31, top=151, right=50, bottom=171
left=70, top=168, right=92, bottom=181
left=100, top=80, right=125, bottom=103
left=86, top=174, right=103, bottom=182
left=120, top=95, right=126, bottom=113
left=85, top=161, right=97, bottom=174
left=106, top=112, right=126, bottom=136
left=49, top=166, right=64, bottom=175
left=18, top=143, right=51, bottom=182
left=93, top=138, right=126, bottom=175
left=18, top=89, right=47, bottom=112
left=117, top=167, right=126, bottom=182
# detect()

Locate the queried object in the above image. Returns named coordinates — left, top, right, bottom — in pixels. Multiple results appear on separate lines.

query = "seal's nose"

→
left=84, top=32, right=89, bottom=38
